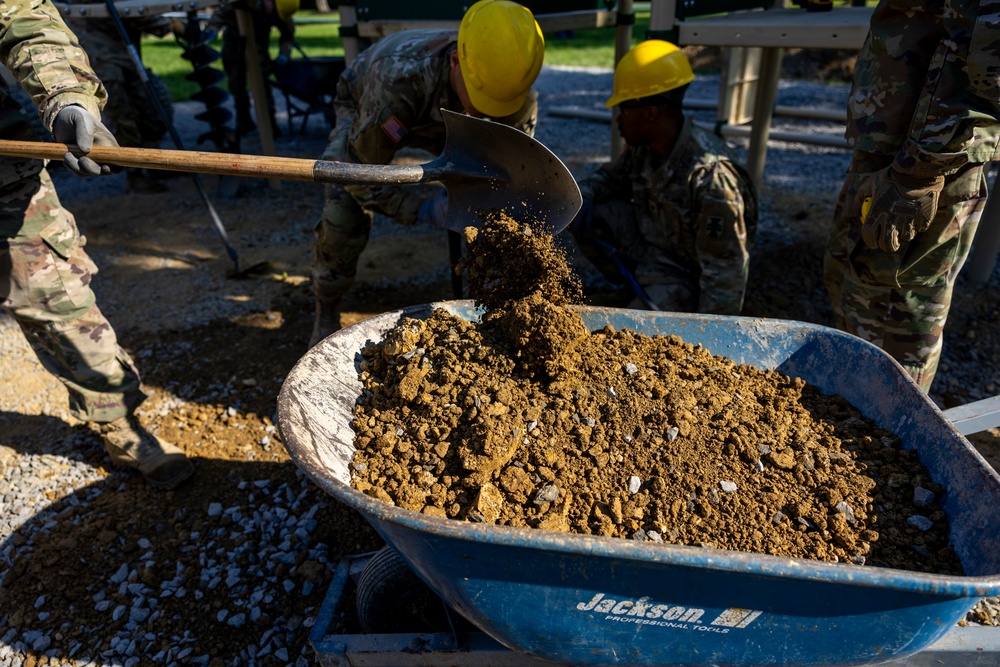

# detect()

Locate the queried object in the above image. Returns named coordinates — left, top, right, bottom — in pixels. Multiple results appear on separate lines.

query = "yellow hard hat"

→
left=458, top=0, right=545, bottom=118
left=275, top=0, right=298, bottom=21
left=605, top=40, right=695, bottom=108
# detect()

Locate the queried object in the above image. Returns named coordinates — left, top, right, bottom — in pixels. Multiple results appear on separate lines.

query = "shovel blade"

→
left=430, top=110, right=581, bottom=235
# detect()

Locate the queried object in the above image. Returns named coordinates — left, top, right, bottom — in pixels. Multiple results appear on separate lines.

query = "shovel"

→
left=0, top=110, right=582, bottom=235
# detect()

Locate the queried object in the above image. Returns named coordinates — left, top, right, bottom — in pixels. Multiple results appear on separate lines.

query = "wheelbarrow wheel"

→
left=356, top=545, right=451, bottom=634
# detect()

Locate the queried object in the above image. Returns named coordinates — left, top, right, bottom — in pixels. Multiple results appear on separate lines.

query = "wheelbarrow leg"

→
left=234, top=6, right=279, bottom=191
left=944, top=394, right=1000, bottom=435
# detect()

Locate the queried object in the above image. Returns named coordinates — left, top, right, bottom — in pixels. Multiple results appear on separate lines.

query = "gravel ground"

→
left=1, top=63, right=999, bottom=666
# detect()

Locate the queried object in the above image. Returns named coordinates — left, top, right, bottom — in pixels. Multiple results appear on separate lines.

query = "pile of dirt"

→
left=348, top=214, right=962, bottom=574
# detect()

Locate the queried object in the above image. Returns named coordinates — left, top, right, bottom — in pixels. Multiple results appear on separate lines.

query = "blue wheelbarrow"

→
left=277, top=302, right=1000, bottom=667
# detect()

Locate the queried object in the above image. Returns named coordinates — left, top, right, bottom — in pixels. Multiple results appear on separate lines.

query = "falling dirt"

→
left=348, top=213, right=962, bottom=575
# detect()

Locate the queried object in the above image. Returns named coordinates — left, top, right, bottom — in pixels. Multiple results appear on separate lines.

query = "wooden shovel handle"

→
left=0, top=140, right=319, bottom=181
left=0, top=140, right=431, bottom=186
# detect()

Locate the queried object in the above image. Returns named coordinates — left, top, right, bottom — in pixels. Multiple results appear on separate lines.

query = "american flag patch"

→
left=380, top=116, right=408, bottom=143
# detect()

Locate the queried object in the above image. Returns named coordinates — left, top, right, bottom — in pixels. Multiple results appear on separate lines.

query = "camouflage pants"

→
left=823, top=151, right=987, bottom=392
left=312, top=183, right=372, bottom=306
left=312, top=113, right=379, bottom=307
left=0, top=169, right=146, bottom=422
left=572, top=199, right=698, bottom=312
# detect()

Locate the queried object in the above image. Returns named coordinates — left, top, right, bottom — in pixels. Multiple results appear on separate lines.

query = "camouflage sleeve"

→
left=894, top=3, right=1000, bottom=174
left=850, top=0, right=1000, bottom=175
left=690, top=161, right=754, bottom=316
left=0, top=0, right=107, bottom=132
left=0, top=0, right=107, bottom=130
left=342, top=65, right=426, bottom=224
left=577, top=150, right=632, bottom=203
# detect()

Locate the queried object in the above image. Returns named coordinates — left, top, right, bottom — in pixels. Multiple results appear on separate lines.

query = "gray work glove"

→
left=856, top=166, right=945, bottom=253
left=52, top=105, right=122, bottom=177
left=417, top=190, right=449, bottom=227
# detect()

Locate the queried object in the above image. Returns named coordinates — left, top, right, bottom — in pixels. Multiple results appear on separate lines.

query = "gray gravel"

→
left=2, top=64, right=998, bottom=666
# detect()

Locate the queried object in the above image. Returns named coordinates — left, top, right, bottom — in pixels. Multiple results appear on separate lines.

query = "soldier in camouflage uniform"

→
left=64, top=3, right=181, bottom=192
left=824, top=0, right=1000, bottom=393
left=310, top=0, right=545, bottom=346
left=572, top=41, right=758, bottom=315
left=0, top=0, right=193, bottom=490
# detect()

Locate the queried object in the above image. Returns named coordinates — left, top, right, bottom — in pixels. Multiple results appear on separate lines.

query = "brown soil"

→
left=348, top=214, right=962, bottom=574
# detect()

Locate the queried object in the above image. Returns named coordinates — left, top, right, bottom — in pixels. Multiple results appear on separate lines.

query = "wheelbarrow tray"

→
left=277, top=302, right=1000, bottom=667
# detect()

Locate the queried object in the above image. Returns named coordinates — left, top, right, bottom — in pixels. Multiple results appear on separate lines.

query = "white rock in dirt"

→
left=834, top=501, right=857, bottom=524
left=628, top=476, right=642, bottom=494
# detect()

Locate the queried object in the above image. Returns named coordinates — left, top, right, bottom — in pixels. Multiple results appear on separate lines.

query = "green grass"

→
left=141, top=11, right=345, bottom=101
left=539, top=10, right=651, bottom=68
left=141, top=9, right=646, bottom=102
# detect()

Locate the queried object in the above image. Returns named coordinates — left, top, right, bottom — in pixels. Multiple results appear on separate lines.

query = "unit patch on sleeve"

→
left=380, top=116, right=408, bottom=143
left=705, top=215, right=725, bottom=239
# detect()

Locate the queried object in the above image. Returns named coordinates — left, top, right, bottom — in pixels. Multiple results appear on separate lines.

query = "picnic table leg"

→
left=340, top=4, right=362, bottom=66
left=747, top=46, right=783, bottom=190
left=610, top=0, right=634, bottom=159
left=235, top=6, right=280, bottom=191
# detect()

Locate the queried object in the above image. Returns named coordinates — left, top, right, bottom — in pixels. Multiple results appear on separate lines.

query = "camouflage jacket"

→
left=0, top=0, right=107, bottom=189
left=848, top=0, right=1000, bottom=176
left=579, top=119, right=758, bottom=315
left=324, top=29, right=538, bottom=223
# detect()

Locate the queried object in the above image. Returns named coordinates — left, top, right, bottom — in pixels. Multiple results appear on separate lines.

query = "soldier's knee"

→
left=317, top=196, right=369, bottom=241
left=11, top=217, right=98, bottom=321
left=314, top=195, right=371, bottom=277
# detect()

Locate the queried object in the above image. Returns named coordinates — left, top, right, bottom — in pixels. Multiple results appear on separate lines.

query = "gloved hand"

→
left=418, top=191, right=449, bottom=227
left=52, top=105, right=122, bottom=177
left=856, top=166, right=945, bottom=253
left=568, top=197, right=594, bottom=235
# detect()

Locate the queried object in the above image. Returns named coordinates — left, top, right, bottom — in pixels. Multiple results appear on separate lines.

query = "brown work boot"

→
left=100, top=416, right=194, bottom=490
left=309, top=299, right=341, bottom=348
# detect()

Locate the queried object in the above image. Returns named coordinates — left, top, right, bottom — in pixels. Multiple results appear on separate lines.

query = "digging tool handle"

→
left=0, top=141, right=435, bottom=186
